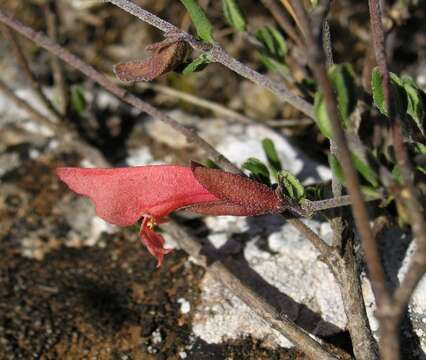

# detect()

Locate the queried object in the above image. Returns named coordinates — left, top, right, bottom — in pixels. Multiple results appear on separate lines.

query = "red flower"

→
left=56, top=162, right=297, bottom=267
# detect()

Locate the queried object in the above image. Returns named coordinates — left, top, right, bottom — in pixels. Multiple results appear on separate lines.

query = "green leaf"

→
left=412, top=142, right=426, bottom=175
left=402, top=77, right=425, bottom=135
left=361, top=186, right=381, bottom=200
left=328, top=154, right=345, bottom=184
left=182, top=53, right=211, bottom=74
left=256, top=26, right=287, bottom=59
left=313, top=64, right=356, bottom=139
left=414, top=142, right=426, bottom=154
left=328, top=63, right=357, bottom=127
left=329, top=151, right=379, bottom=189
left=305, top=185, right=324, bottom=201
left=180, top=0, right=214, bottom=42
left=392, top=164, right=402, bottom=184
left=277, top=170, right=305, bottom=203
left=390, top=73, right=409, bottom=117
left=70, top=86, right=86, bottom=116
left=261, top=138, right=282, bottom=175
left=205, top=159, right=220, bottom=169
left=417, top=166, right=426, bottom=175
left=222, top=0, right=246, bottom=32
left=351, top=153, right=379, bottom=188
left=371, top=68, right=409, bottom=118
left=242, top=157, right=271, bottom=186
left=314, top=91, right=333, bottom=139
left=371, top=67, right=387, bottom=115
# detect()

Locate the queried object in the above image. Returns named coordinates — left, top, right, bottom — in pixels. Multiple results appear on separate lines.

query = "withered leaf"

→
left=114, top=40, right=189, bottom=82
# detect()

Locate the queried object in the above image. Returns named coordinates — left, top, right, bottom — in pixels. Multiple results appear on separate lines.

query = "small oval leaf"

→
left=180, top=0, right=214, bottom=42
left=314, top=91, right=333, bottom=139
left=256, top=26, right=287, bottom=58
left=351, top=153, right=379, bottom=188
left=328, top=63, right=357, bottom=127
left=242, top=157, right=271, bottom=186
left=277, top=170, right=305, bottom=203
left=223, top=0, right=246, bottom=32
left=182, top=53, right=211, bottom=74
left=371, top=67, right=387, bottom=115
left=261, top=138, right=282, bottom=175
left=328, top=154, right=345, bottom=184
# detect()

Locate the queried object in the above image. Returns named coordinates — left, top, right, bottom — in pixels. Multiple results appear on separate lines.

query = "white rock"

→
left=177, top=298, right=191, bottom=314
left=126, top=147, right=155, bottom=166
left=151, top=328, right=163, bottom=345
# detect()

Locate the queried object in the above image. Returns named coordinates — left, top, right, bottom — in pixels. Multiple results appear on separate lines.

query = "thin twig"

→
left=265, top=118, right=313, bottom=127
left=0, top=10, right=241, bottom=175
left=317, top=0, right=343, bottom=266
left=368, top=1, right=426, bottom=359
left=279, top=0, right=303, bottom=36
left=1, top=24, right=63, bottom=123
left=322, top=20, right=333, bottom=68
left=163, top=220, right=343, bottom=360
left=44, top=0, right=69, bottom=115
left=0, top=78, right=108, bottom=167
left=135, top=83, right=314, bottom=127
left=302, top=195, right=352, bottom=213
left=106, top=0, right=314, bottom=119
left=135, top=82, right=254, bottom=124
left=259, top=0, right=304, bottom=47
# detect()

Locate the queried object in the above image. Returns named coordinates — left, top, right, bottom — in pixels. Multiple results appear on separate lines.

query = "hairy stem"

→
left=44, top=1, right=69, bottom=115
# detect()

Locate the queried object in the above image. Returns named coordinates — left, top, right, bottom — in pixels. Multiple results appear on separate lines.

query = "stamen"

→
left=146, top=217, right=157, bottom=229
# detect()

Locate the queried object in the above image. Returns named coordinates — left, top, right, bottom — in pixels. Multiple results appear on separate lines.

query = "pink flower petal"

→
left=140, top=218, right=172, bottom=267
left=56, top=165, right=218, bottom=226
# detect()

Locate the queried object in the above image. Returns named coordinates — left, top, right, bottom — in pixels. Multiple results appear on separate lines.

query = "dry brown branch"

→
left=44, top=1, right=69, bottom=115
left=260, top=0, right=304, bottom=47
